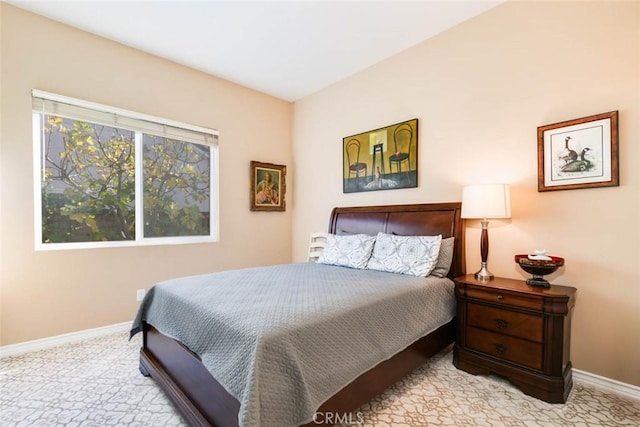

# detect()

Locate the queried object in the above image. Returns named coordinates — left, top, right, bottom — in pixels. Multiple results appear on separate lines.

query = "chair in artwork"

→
left=345, top=139, right=368, bottom=183
left=389, top=124, right=413, bottom=182
left=308, top=231, right=328, bottom=262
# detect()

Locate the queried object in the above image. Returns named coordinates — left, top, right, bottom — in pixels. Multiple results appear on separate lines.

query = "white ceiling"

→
left=9, top=1, right=503, bottom=101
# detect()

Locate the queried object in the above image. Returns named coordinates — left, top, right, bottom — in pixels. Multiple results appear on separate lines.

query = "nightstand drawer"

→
left=466, top=287, right=542, bottom=311
left=467, top=303, right=543, bottom=342
left=466, top=326, right=543, bottom=370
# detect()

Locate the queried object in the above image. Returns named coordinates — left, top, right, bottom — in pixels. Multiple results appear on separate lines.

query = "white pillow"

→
left=367, top=232, right=442, bottom=277
left=317, top=233, right=376, bottom=269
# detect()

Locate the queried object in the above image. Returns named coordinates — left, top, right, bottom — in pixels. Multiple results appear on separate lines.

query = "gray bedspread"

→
left=130, top=262, right=455, bottom=427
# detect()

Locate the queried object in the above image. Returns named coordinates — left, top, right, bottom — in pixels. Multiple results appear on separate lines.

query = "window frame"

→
left=32, top=90, right=219, bottom=251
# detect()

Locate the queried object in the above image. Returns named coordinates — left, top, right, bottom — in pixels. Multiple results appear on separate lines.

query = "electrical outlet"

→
left=136, top=289, right=146, bottom=302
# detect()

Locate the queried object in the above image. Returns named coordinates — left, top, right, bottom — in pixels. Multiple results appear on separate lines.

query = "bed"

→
left=132, top=202, right=465, bottom=427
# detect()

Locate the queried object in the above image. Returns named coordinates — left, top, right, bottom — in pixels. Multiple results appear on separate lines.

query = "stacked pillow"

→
left=316, top=233, right=376, bottom=269
left=317, top=232, right=455, bottom=278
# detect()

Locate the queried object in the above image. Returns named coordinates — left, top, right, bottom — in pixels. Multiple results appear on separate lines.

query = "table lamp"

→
left=461, top=184, right=511, bottom=280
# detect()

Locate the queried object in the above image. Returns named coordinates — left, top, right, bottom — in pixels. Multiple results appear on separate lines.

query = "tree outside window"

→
left=38, top=114, right=214, bottom=247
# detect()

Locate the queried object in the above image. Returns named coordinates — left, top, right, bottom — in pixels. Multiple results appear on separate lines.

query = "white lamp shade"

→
left=461, top=184, right=511, bottom=219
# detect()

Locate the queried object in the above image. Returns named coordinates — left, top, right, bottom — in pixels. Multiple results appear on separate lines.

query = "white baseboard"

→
left=573, top=368, right=640, bottom=402
left=2, top=323, right=639, bottom=404
left=0, top=321, right=131, bottom=358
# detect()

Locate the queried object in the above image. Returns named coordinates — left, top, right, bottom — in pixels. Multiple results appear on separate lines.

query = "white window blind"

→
left=32, top=90, right=218, bottom=147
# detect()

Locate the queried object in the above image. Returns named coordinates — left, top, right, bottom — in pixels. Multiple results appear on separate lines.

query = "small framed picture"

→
left=537, top=111, right=619, bottom=192
left=250, top=161, right=286, bottom=211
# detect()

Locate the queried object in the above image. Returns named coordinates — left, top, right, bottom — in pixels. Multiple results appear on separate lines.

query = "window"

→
left=33, top=90, right=219, bottom=250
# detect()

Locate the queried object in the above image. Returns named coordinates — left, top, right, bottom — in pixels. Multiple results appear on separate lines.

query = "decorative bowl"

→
left=514, top=254, right=565, bottom=288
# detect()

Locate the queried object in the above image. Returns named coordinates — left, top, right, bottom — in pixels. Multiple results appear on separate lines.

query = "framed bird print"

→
left=537, top=111, right=619, bottom=192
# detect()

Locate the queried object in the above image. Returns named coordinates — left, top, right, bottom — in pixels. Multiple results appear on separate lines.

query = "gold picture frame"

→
left=537, top=111, right=619, bottom=192
left=250, top=161, right=286, bottom=211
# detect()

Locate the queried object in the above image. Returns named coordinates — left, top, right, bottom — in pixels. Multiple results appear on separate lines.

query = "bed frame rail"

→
left=141, top=320, right=455, bottom=427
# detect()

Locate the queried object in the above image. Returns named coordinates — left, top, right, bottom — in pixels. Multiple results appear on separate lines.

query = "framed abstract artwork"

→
left=250, top=161, right=286, bottom=211
left=342, top=118, right=418, bottom=193
left=537, top=111, right=619, bottom=192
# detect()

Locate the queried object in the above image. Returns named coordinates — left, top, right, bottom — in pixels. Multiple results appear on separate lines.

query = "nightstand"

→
left=453, top=275, right=577, bottom=403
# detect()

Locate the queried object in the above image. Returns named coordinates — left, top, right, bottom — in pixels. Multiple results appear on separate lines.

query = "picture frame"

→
left=342, top=118, right=418, bottom=193
left=250, top=161, right=286, bottom=211
left=537, top=111, right=619, bottom=192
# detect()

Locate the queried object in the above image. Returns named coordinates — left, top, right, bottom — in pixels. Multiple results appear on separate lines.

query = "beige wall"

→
left=0, top=5, right=292, bottom=345
left=292, top=1, right=640, bottom=386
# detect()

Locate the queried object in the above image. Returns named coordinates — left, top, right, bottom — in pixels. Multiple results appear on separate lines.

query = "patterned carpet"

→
left=1, top=331, right=639, bottom=426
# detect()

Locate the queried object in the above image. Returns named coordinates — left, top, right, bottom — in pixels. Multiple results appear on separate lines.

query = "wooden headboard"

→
left=328, top=202, right=465, bottom=279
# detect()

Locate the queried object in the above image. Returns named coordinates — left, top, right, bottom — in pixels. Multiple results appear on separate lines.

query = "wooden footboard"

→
left=141, top=319, right=455, bottom=427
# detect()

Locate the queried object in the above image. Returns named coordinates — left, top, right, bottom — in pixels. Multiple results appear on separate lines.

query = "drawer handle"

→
left=497, top=294, right=504, bottom=300
left=495, top=343, right=507, bottom=355
left=495, top=319, right=508, bottom=330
